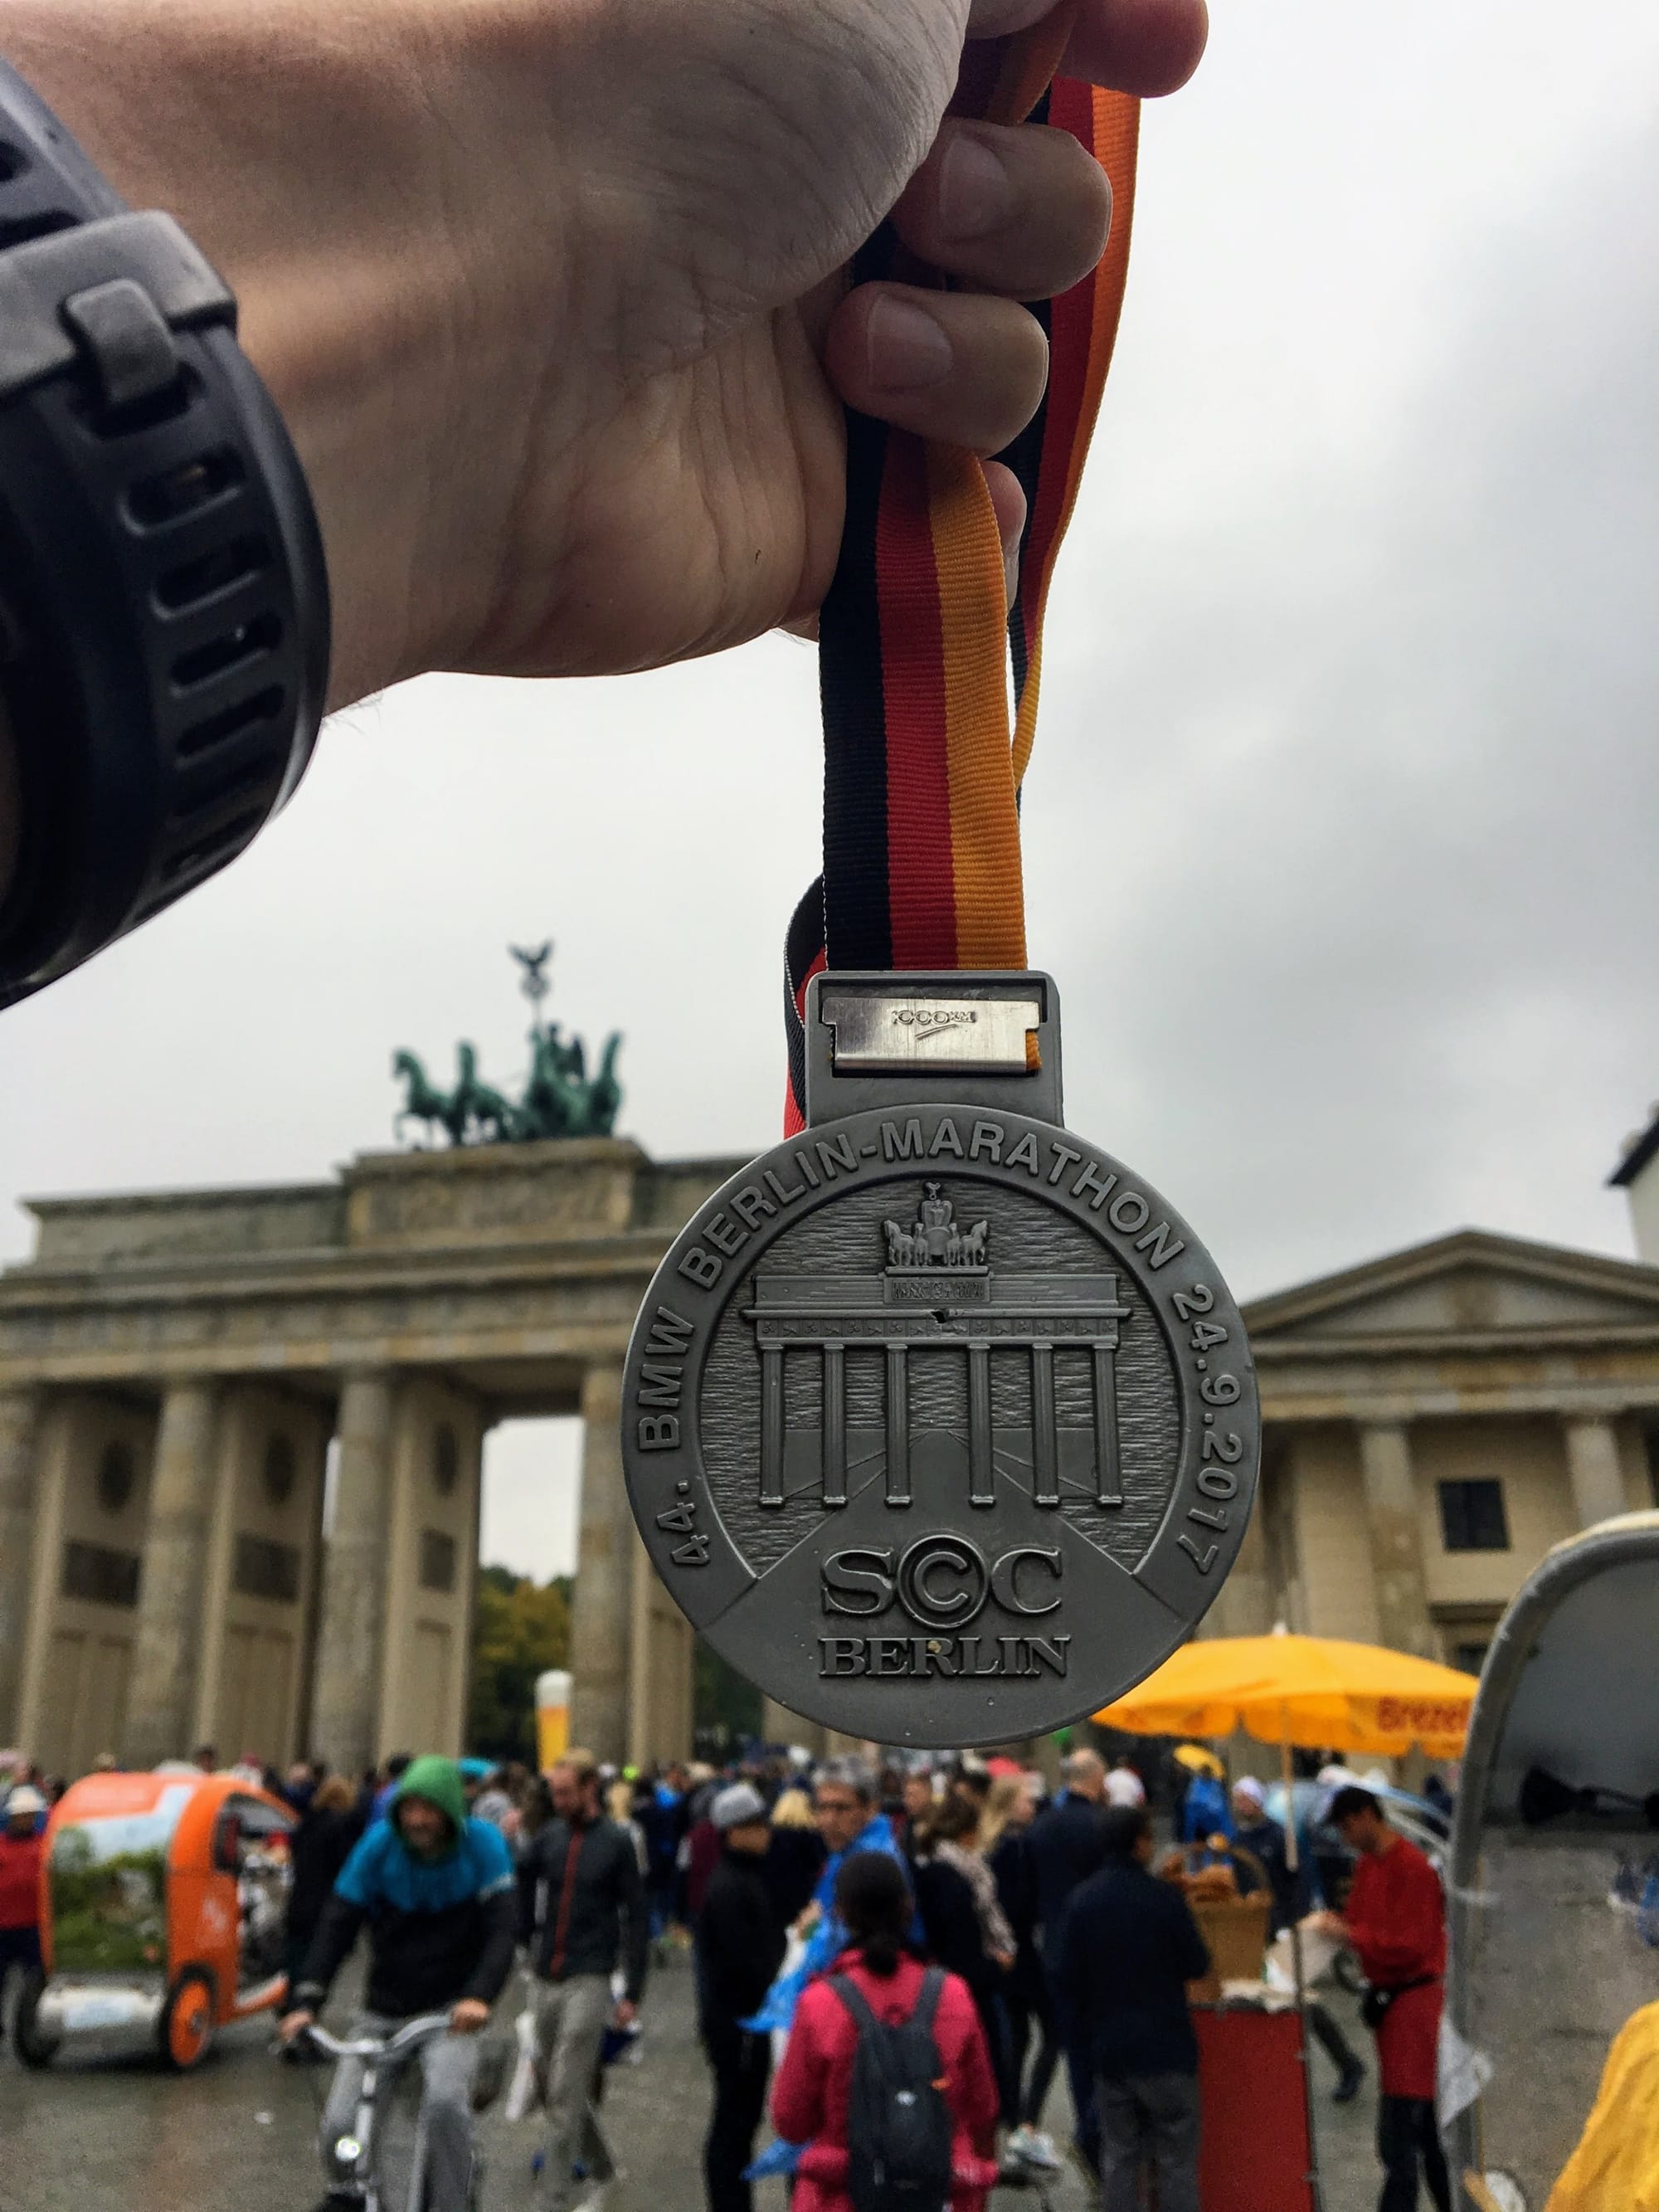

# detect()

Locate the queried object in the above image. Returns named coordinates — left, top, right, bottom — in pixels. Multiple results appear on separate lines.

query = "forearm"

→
left=464, top=1891, right=519, bottom=2005
left=293, top=1893, right=362, bottom=2005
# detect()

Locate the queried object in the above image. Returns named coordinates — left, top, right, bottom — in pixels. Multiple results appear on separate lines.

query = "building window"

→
left=1438, top=1479, right=1510, bottom=1552
left=419, top=1527, right=458, bottom=1592
left=262, top=1433, right=297, bottom=1507
left=432, top=1424, right=459, bottom=1498
left=95, top=1440, right=136, bottom=1514
left=62, top=1540, right=141, bottom=1607
left=232, top=1533, right=302, bottom=1603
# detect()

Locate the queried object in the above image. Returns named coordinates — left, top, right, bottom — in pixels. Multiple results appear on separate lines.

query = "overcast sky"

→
left=4, top=1, right=1656, bottom=1579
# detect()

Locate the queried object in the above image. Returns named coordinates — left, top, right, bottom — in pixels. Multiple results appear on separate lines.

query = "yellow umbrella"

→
left=1096, top=1632, right=1477, bottom=1761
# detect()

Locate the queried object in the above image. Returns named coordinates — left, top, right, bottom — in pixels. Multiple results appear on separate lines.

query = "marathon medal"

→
left=621, top=973, right=1260, bottom=1747
left=622, top=45, right=1261, bottom=1741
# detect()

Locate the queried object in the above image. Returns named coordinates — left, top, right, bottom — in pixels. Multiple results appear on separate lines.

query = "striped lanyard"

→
left=784, top=17, right=1140, bottom=1133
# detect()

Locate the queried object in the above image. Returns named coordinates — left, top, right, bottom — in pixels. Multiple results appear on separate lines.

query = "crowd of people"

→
left=0, top=1737, right=1452, bottom=2212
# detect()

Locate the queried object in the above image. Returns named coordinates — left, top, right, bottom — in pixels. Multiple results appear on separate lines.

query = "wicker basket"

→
left=1160, top=1839, right=1272, bottom=1983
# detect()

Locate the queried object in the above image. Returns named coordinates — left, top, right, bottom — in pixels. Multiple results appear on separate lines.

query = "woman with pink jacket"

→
left=771, top=1853, right=1001, bottom=2212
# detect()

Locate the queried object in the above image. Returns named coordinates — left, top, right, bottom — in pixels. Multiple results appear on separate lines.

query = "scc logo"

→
left=822, top=1536, right=1061, bottom=1630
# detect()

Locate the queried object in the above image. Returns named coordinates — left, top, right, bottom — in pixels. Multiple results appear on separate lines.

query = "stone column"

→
left=885, top=1347, right=911, bottom=1508
left=1357, top=1420, right=1435, bottom=1658
left=311, top=1373, right=395, bottom=1779
left=966, top=1343, right=993, bottom=1507
left=1564, top=1415, right=1627, bottom=1530
left=821, top=1343, right=847, bottom=1508
left=626, top=1531, right=654, bottom=1769
left=1031, top=1342, right=1058, bottom=1505
left=0, top=1389, right=41, bottom=1742
left=759, top=1347, right=786, bottom=1508
left=1092, top=1342, right=1123, bottom=1508
left=1207, top=1454, right=1275, bottom=1638
left=569, top=1364, right=633, bottom=1763
left=125, top=1381, right=220, bottom=1767
left=623, top=1546, right=697, bottom=1768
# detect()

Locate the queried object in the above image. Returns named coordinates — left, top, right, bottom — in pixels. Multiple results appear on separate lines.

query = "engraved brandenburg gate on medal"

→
left=746, top=1184, right=1131, bottom=1513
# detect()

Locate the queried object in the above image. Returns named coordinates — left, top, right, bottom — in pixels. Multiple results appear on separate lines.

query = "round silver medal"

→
left=623, top=1070, right=1260, bottom=1747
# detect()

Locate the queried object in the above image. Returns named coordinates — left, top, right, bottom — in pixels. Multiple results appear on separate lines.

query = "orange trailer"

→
left=16, top=1768, right=294, bottom=2069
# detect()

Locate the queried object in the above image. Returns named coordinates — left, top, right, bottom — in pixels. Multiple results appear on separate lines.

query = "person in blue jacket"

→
left=280, top=1755, right=517, bottom=2212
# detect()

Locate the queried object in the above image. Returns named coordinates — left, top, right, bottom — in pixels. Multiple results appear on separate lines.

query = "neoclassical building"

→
left=0, top=1141, right=740, bottom=1777
left=1209, top=1227, right=1659, bottom=1669
left=2, top=1136, right=1656, bottom=1776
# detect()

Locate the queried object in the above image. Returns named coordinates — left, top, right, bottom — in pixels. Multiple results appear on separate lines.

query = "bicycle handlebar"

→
left=299, top=2013, right=455, bottom=2061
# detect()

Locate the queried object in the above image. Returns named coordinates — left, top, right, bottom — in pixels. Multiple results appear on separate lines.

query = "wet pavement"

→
left=1, top=1949, right=1382, bottom=2212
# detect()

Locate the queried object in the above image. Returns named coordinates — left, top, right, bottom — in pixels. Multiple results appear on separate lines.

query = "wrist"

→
left=0, top=0, right=582, bottom=705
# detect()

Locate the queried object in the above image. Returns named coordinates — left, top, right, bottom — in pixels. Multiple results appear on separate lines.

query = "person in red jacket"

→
left=0, top=1783, right=46, bottom=2047
left=1311, top=1787, right=1450, bottom=2212
left=771, top=1852, right=1000, bottom=2212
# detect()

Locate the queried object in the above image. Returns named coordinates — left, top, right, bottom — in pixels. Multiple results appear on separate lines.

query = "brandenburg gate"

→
left=0, top=1139, right=742, bottom=1776
left=747, top=1185, right=1132, bottom=1511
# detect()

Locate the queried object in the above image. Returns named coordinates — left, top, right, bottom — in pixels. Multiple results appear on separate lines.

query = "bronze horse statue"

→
left=392, top=1049, right=460, bottom=1146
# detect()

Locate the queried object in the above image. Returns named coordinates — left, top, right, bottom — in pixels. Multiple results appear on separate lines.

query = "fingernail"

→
left=938, top=134, right=1013, bottom=241
left=867, top=296, right=954, bottom=392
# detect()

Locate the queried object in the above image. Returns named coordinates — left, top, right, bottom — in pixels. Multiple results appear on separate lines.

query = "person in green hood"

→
left=280, top=1754, right=518, bottom=2211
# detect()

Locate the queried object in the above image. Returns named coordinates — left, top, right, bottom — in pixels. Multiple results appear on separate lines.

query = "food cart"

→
left=1098, top=1630, right=1479, bottom=2212
left=16, top=1767, right=294, bottom=2069
left=1444, top=1513, right=1659, bottom=2212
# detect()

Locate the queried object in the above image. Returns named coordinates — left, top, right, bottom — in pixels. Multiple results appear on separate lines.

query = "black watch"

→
left=0, top=56, right=328, bottom=1011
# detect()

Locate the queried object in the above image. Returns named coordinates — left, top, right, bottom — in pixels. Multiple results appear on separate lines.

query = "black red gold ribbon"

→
left=784, top=22, right=1141, bottom=1133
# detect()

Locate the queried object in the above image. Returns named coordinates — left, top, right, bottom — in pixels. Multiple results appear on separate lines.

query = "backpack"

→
left=833, top=1966, right=955, bottom=2212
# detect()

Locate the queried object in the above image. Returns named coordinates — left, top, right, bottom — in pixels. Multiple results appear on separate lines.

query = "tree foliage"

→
left=468, top=1564, right=572, bottom=1760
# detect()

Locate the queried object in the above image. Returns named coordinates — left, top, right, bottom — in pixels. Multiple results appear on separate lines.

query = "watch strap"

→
left=0, top=56, right=329, bottom=1008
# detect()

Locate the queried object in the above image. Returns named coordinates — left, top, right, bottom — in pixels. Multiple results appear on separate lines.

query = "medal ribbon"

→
left=784, top=16, right=1140, bottom=1133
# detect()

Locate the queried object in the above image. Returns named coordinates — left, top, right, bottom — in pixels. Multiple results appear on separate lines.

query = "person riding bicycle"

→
left=280, top=1755, right=517, bottom=2212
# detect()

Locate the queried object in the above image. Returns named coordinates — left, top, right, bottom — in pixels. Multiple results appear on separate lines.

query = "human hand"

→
left=613, top=1998, right=638, bottom=2029
left=277, top=2008, right=315, bottom=2044
left=3, top=0, right=1205, bottom=706
left=450, top=1998, right=491, bottom=2034
left=1305, top=1911, right=1347, bottom=1941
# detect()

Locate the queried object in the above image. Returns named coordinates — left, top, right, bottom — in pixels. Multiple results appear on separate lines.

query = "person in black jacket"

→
left=279, top=1756, right=518, bottom=2212
left=1057, top=1807, right=1218, bottom=2212
left=696, top=1784, right=789, bottom=2212
left=282, top=1772, right=363, bottom=1996
left=985, top=1776, right=1063, bottom=2169
left=759, top=1786, right=827, bottom=1929
left=520, top=1751, right=650, bottom=2212
left=1025, top=1748, right=1112, bottom=2175
left=908, top=1792, right=1015, bottom=2121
